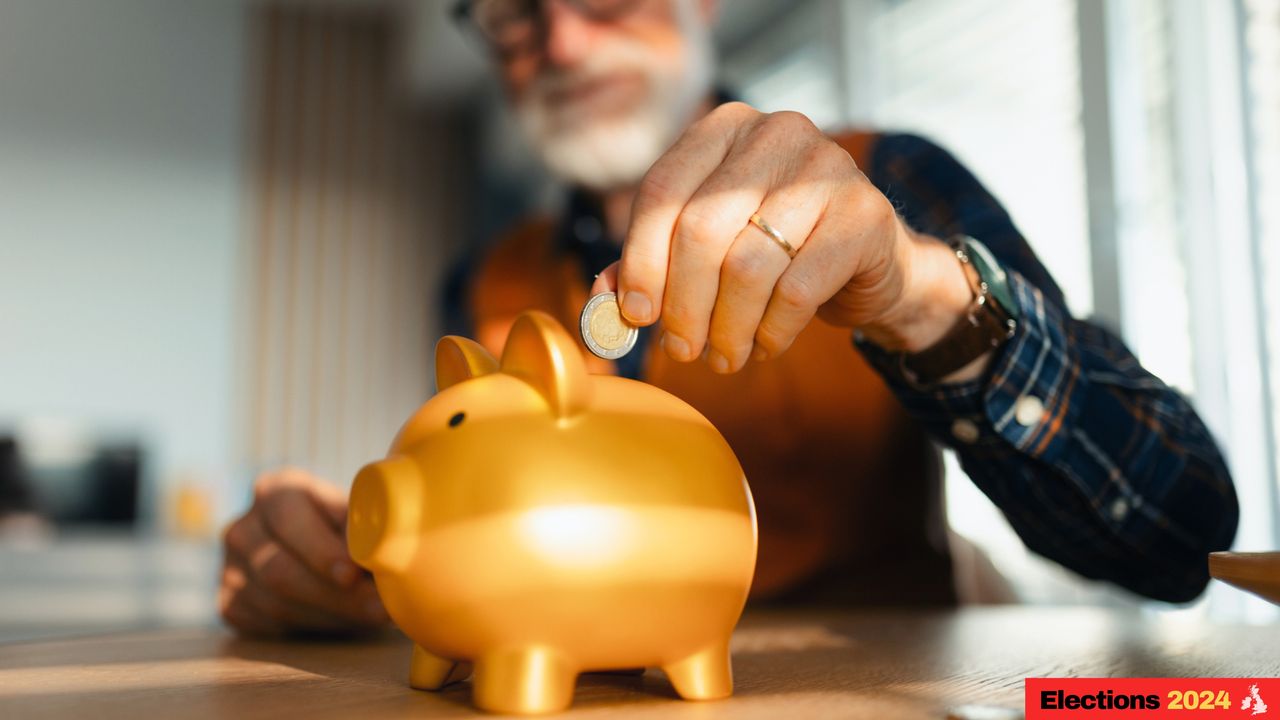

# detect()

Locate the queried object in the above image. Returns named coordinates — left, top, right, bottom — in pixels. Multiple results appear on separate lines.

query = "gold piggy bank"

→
left=347, top=311, right=758, bottom=715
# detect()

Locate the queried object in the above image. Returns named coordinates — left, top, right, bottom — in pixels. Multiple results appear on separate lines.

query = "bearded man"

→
left=218, top=0, right=1237, bottom=635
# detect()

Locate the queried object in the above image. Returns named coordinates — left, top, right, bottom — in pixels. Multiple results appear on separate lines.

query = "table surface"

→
left=2, top=607, right=1276, bottom=720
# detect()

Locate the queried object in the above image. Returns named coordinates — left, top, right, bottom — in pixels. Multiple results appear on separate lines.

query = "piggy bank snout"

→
left=347, top=456, right=422, bottom=573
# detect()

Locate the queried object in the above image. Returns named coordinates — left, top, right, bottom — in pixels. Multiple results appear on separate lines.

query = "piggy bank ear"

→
left=435, top=336, right=499, bottom=392
left=500, top=311, right=590, bottom=419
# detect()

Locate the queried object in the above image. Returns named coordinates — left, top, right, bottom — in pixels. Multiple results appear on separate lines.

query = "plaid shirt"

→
left=856, top=133, right=1238, bottom=602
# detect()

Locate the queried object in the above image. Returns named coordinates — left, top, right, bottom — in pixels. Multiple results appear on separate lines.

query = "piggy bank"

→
left=347, top=310, right=757, bottom=715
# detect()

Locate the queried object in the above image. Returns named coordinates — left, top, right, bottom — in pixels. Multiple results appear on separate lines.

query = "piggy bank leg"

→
left=662, top=638, right=733, bottom=701
left=473, top=646, right=577, bottom=715
left=409, top=645, right=470, bottom=690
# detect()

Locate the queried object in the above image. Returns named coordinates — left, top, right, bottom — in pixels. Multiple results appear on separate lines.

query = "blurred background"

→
left=0, top=0, right=1277, bottom=642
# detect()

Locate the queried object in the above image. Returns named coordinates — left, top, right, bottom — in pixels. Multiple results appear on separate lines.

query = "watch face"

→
left=966, top=238, right=1019, bottom=320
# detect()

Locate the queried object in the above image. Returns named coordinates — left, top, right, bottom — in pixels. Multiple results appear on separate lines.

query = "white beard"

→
left=514, top=1, right=716, bottom=193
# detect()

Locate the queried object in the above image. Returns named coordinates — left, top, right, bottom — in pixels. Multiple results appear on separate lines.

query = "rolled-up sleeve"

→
left=856, top=133, right=1239, bottom=603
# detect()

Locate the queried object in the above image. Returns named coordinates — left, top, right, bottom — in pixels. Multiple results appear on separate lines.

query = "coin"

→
left=579, top=292, right=639, bottom=360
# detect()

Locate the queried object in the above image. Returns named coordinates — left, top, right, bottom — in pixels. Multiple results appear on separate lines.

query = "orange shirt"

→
left=466, top=132, right=955, bottom=605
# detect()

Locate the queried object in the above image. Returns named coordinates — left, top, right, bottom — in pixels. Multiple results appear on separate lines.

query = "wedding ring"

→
left=749, top=213, right=798, bottom=259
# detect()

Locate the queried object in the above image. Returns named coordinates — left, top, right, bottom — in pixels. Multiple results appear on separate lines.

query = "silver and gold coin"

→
left=579, top=292, right=639, bottom=360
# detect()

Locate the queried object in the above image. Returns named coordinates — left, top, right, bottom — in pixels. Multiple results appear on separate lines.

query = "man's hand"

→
left=219, top=468, right=389, bottom=636
left=590, top=102, right=976, bottom=376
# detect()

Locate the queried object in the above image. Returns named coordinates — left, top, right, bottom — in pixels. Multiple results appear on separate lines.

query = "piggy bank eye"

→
left=448, top=412, right=466, bottom=428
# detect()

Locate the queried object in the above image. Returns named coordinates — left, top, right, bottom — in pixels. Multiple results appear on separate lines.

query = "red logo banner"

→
left=1026, top=678, right=1278, bottom=719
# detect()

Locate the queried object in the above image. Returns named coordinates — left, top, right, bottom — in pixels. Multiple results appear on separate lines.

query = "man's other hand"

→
left=218, top=468, right=389, bottom=635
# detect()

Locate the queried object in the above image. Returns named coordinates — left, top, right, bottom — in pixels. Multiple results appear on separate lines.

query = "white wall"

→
left=0, top=0, right=248, bottom=523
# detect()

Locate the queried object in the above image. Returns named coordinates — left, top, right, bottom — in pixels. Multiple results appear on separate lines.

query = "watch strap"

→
left=899, top=237, right=1017, bottom=386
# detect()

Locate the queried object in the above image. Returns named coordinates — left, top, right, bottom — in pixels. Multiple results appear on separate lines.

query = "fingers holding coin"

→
left=588, top=103, right=911, bottom=374
left=580, top=291, right=639, bottom=360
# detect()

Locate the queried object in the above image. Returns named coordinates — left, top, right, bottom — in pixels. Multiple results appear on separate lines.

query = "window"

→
left=1244, top=0, right=1280, bottom=560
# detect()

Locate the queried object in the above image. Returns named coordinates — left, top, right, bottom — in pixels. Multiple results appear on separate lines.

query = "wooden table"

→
left=2, top=607, right=1276, bottom=719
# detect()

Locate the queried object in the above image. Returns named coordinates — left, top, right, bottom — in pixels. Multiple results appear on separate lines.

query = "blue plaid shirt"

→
left=855, top=133, right=1238, bottom=602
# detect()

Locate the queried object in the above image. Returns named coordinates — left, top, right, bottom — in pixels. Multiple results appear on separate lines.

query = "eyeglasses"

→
left=451, top=0, right=644, bottom=56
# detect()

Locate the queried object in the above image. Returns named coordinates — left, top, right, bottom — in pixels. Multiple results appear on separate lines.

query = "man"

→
left=219, top=0, right=1238, bottom=635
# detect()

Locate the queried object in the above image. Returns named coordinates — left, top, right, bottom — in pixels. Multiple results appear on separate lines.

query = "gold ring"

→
left=749, top=213, right=798, bottom=259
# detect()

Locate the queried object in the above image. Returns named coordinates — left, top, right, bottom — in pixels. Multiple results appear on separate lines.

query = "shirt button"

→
left=1110, top=497, right=1130, bottom=521
left=951, top=418, right=981, bottom=444
left=1014, top=395, right=1045, bottom=426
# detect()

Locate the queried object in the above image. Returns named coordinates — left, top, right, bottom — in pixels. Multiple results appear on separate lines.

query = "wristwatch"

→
left=898, top=236, right=1019, bottom=386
